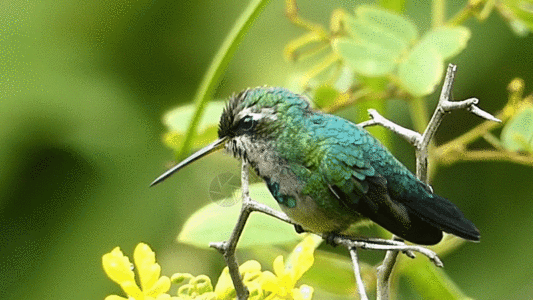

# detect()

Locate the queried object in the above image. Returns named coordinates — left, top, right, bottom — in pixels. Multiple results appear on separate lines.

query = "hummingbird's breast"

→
left=228, top=132, right=360, bottom=234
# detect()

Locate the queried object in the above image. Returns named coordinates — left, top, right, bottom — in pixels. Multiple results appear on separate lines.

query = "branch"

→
left=360, top=64, right=500, bottom=300
left=211, top=162, right=442, bottom=300
left=349, top=247, right=369, bottom=300
left=209, top=161, right=253, bottom=300
left=418, top=64, right=501, bottom=182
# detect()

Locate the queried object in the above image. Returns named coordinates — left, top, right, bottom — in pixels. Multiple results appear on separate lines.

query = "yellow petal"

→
left=120, top=280, right=143, bottom=299
left=239, top=260, right=262, bottom=274
left=134, top=243, right=161, bottom=291
left=146, top=276, right=171, bottom=297
left=154, top=293, right=173, bottom=300
left=259, top=271, right=280, bottom=293
left=103, top=247, right=135, bottom=285
left=214, top=267, right=234, bottom=297
left=273, top=256, right=285, bottom=277
left=245, top=281, right=263, bottom=299
left=286, top=236, right=316, bottom=281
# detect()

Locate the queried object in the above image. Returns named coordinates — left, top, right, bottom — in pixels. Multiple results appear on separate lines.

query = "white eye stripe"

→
left=237, top=108, right=277, bottom=122
left=249, top=113, right=263, bottom=121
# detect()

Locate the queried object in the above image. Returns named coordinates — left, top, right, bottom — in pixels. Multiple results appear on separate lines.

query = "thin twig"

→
left=349, top=247, right=369, bottom=300
left=418, top=64, right=501, bottom=182
left=358, top=109, right=421, bottom=146
left=209, top=161, right=253, bottom=300
left=376, top=248, right=399, bottom=300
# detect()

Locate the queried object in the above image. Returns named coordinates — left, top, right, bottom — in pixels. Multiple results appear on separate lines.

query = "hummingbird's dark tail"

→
left=357, top=190, right=480, bottom=245
left=337, top=175, right=480, bottom=245
left=361, top=176, right=480, bottom=245
left=401, top=191, right=481, bottom=242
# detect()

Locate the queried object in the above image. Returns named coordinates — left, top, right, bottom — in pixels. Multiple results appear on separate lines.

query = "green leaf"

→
left=164, top=101, right=225, bottom=133
left=333, top=38, right=396, bottom=76
left=501, top=105, right=533, bottom=153
left=162, top=101, right=225, bottom=151
left=177, top=183, right=301, bottom=248
left=334, top=65, right=355, bottom=92
left=418, top=26, right=471, bottom=60
left=398, top=43, right=444, bottom=96
left=344, top=15, right=409, bottom=57
left=355, top=5, right=418, bottom=44
left=163, top=126, right=219, bottom=151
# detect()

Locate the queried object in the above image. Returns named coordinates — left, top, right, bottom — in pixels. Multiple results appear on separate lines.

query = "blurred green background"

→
left=1, top=1, right=532, bottom=299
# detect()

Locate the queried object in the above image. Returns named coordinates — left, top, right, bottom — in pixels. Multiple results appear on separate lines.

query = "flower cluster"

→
left=102, top=236, right=318, bottom=300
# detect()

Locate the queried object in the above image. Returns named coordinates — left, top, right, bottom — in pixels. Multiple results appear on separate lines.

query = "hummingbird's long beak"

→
left=150, top=137, right=227, bottom=187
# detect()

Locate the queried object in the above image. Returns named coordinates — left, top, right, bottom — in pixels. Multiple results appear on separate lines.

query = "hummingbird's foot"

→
left=324, top=232, right=342, bottom=247
left=294, top=224, right=306, bottom=234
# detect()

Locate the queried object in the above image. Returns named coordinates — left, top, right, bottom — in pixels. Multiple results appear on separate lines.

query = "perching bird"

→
left=151, top=87, right=480, bottom=245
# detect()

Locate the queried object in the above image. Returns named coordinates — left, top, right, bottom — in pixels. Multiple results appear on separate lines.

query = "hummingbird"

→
left=151, top=87, right=480, bottom=245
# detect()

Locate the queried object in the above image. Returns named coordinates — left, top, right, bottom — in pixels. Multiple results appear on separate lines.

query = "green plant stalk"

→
left=409, top=97, right=430, bottom=134
left=379, top=0, right=405, bottom=13
left=177, top=0, right=271, bottom=159
left=432, top=0, right=446, bottom=27
left=448, top=0, right=485, bottom=26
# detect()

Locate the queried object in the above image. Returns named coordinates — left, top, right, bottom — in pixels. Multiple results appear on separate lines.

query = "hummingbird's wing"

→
left=318, top=135, right=479, bottom=245
left=324, top=157, right=444, bottom=245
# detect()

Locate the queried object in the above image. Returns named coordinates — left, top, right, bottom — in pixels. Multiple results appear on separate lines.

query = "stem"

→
left=409, top=97, right=430, bottom=134
left=432, top=0, right=446, bottom=28
left=350, top=248, right=369, bottom=300
left=178, top=0, right=271, bottom=159
left=447, top=0, right=485, bottom=26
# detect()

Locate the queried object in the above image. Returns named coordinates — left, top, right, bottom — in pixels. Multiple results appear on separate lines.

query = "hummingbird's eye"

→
left=239, top=115, right=256, bottom=132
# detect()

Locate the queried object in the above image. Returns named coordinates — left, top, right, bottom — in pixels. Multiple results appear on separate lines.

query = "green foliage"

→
left=501, top=104, right=533, bottom=153
left=163, top=101, right=225, bottom=151
left=333, top=6, right=471, bottom=96
left=500, top=0, right=533, bottom=35
left=178, top=184, right=301, bottom=248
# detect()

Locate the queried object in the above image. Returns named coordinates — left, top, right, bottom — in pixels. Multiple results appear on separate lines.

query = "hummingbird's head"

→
left=150, top=87, right=311, bottom=186
left=217, top=87, right=312, bottom=159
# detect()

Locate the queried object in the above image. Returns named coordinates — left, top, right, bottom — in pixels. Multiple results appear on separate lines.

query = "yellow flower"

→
left=172, top=273, right=217, bottom=299
left=103, top=243, right=172, bottom=300
left=213, top=235, right=319, bottom=300
left=214, top=260, right=266, bottom=299
left=261, top=235, right=319, bottom=300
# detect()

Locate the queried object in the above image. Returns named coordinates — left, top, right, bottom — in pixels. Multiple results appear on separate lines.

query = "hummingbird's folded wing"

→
left=323, top=151, right=479, bottom=245
left=316, top=140, right=443, bottom=244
